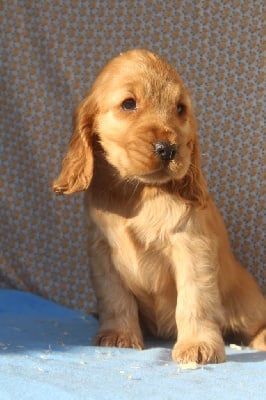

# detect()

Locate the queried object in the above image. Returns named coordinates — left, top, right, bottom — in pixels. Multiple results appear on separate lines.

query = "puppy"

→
left=53, top=49, right=266, bottom=364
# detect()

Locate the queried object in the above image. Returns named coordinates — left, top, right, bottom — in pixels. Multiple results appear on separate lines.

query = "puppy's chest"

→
left=110, top=226, right=172, bottom=295
left=128, top=194, right=188, bottom=249
left=99, top=196, right=188, bottom=292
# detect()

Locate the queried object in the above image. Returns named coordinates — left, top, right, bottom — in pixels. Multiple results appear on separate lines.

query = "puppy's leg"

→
left=222, top=263, right=266, bottom=351
left=172, top=239, right=226, bottom=364
left=90, top=239, right=144, bottom=350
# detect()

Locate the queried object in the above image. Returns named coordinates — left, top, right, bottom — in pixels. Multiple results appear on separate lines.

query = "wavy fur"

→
left=53, top=49, right=266, bottom=364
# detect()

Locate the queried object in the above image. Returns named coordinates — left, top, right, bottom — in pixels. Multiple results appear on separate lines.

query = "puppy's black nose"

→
left=153, top=141, right=177, bottom=161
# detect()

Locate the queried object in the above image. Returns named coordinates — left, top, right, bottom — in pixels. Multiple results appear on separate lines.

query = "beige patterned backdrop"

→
left=1, top=0, right=265, bottom=313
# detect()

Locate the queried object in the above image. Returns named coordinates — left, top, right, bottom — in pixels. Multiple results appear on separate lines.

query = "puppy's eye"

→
left=177, top=103, right=186, bottom=116
left=121, top=98, right=137, bottom=111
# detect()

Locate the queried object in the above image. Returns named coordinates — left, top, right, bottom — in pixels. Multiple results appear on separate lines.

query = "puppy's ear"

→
left=53, top=96, right=96, bottom=195
left=178, top=136, right=209, bottom=208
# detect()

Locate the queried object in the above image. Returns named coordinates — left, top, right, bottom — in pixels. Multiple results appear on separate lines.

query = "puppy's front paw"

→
left=172, top=340, right=226, bottom=364
left=94, top=330, right=144, bottom=350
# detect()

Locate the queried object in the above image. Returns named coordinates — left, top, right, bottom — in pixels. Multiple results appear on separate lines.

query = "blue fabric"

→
left=0, top=290, right=265, bottom=400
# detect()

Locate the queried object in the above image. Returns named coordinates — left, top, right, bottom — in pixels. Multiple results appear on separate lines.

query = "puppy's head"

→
left=53, top=49, right=207, bottom=206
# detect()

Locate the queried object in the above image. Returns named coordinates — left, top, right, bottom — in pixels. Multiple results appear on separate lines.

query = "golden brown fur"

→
left=53, top=49, right=266, bottom=364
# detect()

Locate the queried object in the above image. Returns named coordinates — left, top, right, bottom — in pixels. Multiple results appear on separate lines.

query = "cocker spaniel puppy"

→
left=53, top=49, right=266, bottom=364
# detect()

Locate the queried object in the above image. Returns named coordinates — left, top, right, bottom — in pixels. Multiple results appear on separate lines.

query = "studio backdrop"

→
left=1, top=0, right=265, bottom=313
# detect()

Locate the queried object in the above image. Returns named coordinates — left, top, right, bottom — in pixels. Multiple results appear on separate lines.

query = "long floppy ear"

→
left=178, top=135, right=209, bottom=208
left=53, top=96, right=96, bottom=195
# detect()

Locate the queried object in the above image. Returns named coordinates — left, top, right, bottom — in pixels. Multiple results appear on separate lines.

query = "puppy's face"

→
left=53, top=50, right=204, bottom=200
left=91, top=50, right=197, bottom=185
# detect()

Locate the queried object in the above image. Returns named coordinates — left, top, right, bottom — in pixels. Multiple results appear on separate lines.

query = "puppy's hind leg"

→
left=222, top=264, right=266, bottom=351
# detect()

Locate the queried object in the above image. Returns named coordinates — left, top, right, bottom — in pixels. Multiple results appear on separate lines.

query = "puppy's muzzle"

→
left=153, top=141, right=177, bottom=161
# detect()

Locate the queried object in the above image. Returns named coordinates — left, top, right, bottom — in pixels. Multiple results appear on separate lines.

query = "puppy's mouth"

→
left=136, top=161, right=185, bottom=185
left=134, top=140, right=191, bottom=185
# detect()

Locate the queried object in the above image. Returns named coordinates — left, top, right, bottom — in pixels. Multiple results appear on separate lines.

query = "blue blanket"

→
left=0, top=290, right=265, bottom=400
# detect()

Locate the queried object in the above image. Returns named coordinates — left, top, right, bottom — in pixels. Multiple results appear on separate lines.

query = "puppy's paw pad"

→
left=172, top=341, right=226, bottom=364
left=94, top=330, right=143, bottom=350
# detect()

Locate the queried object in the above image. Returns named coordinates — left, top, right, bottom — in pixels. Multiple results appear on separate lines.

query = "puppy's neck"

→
left=88, top=147, right=187, bottom=219
left=87, top=140, right=140, bottom=216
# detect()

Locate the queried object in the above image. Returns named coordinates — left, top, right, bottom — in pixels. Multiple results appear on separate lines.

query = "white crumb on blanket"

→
left=179, top=362, right=199, bottom=370
left=230, top=344, right=243, bottom=350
